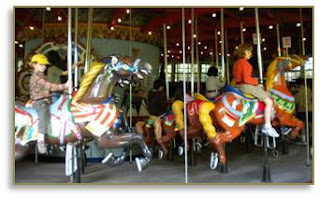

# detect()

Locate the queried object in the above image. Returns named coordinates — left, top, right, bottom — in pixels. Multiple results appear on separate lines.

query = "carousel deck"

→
left=14, top=141, right=312, bottom=184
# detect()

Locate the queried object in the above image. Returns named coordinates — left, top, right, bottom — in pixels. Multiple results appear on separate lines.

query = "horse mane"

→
left=72, top=62, right=105, bottom=103
left=265, top=57, right=288, bottom=91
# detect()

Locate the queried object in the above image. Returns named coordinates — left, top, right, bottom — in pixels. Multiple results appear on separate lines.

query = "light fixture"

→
left=193, top=34, right=197, bottom=38
left=15, top=41, right=19, bottom=44
left=171, top=55, right=174, bottom=58
left=198, top=41, right=201, bottom=45
left=239, top=7, right=244, bottom=11
left=269, top=25, right=273, bottom=29
left=188, top=19, right=192, bottom=24
left=126, top=9, right=130, bottom=14
left=176, top=43, right=180, bottom=46
left=57, top=16, right=62, bottom=21
left=235, top=46, right=238, bottom=49
left=188, top=46, right=190, bottom=50
left=204, top=46, right=207, bottom=49
left=303, top=38, right=306, bottom=41
left=117, top=18, right=122, bottom=23
left=19, top=44, right=23, bottom=48
left=212, top=13, right=216, bottom=17
left=167, top=55, right=169, bottom=57
left=262, top=38, right=265, bottom=42
left=179, top=50, right=182, bottom=54
left=167, top=50, right=171, bottom=53
left=161, top=53, right=164, bottom=56
left=200, top=51, right=203, bottom=55
left=217, top=31, right=220, bottom=35
left=242, top=28, right=246, bottom=32
left=148, top=31, right=152, bottom=35
left=227, top=53, right=231, bottom=57
left=166, top=25, right=171, bottom=30
left=219, top=53, right=221, bottom=55
left=210, top=52, right=213, bottom=55
left=296, top=23, right=301, bottom=27
left=110, top=26, right=115, bottom=30
left=219, top=41, right=222, bottom=44
left=46, top=7, right=51, bottom=11
left=263, top=47, right=267, bottom=51
left=29, top=26, right=34, bottom=30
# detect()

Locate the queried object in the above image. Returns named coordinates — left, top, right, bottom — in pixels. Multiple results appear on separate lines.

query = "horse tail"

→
left=172, top=100, right=184, bottom=131
left=135, top=121, right=145, bottom=136
left=199, top=101, right=217, bottom=139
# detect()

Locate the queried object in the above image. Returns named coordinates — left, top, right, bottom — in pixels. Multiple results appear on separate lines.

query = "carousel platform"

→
left=14, top=140, right=312, bottom=184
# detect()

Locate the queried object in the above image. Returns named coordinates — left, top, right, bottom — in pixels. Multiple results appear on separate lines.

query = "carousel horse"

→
left=135, top=93, right=207, bottom=159
left=135, top=112, right=179, bottom=159
left=15, top=55, right=153, bottom=172
left=172, top=55, right=306, bottom=170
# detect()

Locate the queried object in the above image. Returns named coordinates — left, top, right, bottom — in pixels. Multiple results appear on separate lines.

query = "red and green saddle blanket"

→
left=269, top=89, right=295, bottom=113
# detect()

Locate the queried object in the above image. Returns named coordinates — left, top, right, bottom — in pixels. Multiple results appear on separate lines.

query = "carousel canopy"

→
left=15, top=7, right=313, bottom=61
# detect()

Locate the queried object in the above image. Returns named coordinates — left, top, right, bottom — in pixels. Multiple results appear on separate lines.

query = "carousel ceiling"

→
left=15, top=7, right=313, bottom=60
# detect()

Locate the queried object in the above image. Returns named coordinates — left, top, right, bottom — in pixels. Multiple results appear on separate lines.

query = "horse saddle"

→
left=221, top=86, right=269, bottom=126
left=222, top=86, right=256, bottom=100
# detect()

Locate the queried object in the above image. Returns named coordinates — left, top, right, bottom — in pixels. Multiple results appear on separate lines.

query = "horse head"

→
left=104, top=55, right=152, bottom=80
left=265, top=54, right=306, bottom=91
left=73, top=55, right=152, bottom=104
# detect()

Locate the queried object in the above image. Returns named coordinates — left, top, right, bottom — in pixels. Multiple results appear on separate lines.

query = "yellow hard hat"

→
left=29, top=54, right=50, bottom=66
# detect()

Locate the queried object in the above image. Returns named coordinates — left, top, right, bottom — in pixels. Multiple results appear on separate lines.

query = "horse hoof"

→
left=272, top=149, right=279, bottom=158
left=135, top=157, right=149, bottom=172
left=158, top=150, right=163, bottom=159
left=102, top=153, right=113, bottom=164
left=209, top=152, right=219, bottom=170
left=195, top=142, right=202, bottom=153
left=178, top=146, right=184, bottom=156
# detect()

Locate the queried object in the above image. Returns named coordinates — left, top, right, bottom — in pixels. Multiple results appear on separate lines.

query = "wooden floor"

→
left=14, top=140, right=313, bottom=184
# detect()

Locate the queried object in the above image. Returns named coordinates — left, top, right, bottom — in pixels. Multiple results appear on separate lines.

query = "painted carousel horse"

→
left=15, top=55, right=153, bottom=172
left=135, top=111, right=179, bottom=159
left=172, top=55, right=306, bottom=170
left=135, top=94, right=206, bottom=159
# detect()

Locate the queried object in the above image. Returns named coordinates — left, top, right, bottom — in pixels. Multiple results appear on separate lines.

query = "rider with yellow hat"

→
left=29, top=53, right=71, bottom=154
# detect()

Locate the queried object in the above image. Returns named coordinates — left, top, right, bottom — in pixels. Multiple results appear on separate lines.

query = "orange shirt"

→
left=232, top=58, right=258, bottom=85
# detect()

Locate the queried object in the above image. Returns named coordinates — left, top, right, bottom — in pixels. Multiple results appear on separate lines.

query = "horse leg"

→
left=209, top=128, right=244, bottom=172
left=278, top=114, right=305, bottom=139
left=158, top=128, right=177, bottom=159
left=97, top=133, right=152, bottom=172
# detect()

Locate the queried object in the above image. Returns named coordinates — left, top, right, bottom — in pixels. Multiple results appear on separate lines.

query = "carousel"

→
left=14, top=7, right=313, bottom=184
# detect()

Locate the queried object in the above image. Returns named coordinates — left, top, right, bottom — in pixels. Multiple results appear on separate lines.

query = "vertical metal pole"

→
left=255, top=8, right=270, bottom=182
left=220, top=8, right=225, bottom=79
left=262, top=134, right=271, bottom=182
left=129, top=8, right=132, bottom=128
left=182, top=8, right=188, bottom=184
left=215, top=29, right=218, bottom=67
left=84, top=8, right=93, bottom=74
left=74, top=8, right=79, bottom=90
left=41, top=8, right=46, bottom=45
left=240, top=21, right=244, bottom=44
left=276, top=23, right=281, bottom=57
left=190, top=8, right=195, bottom=97
left=300, top=8, right=310, bottom=166
left=163, top=24, right=169, bottom=100
left=129, top=8, right=133, bottom=164
left=67, top=8, right=73, bottom=98
left=195, top=19, right=200, bottom=93
left=225, top=29, right=230, bottom=85
left=300, top=9, right=306, bottom=56
left=255, top=8, right=263, bottom=84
